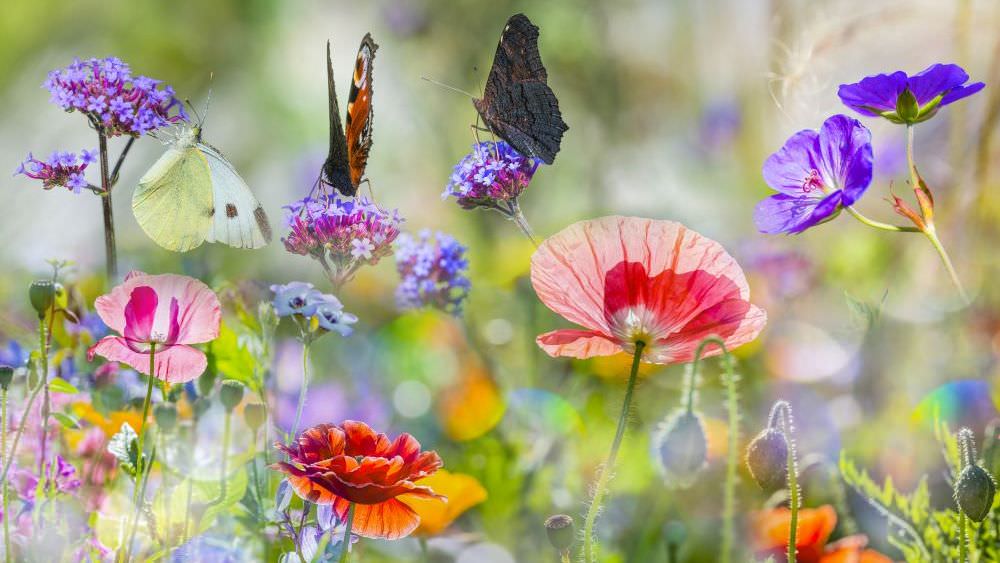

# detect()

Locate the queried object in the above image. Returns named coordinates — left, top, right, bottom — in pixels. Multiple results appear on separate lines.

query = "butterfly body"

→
left=133, top=124, right=272, bottom=252
left=474, top=14, right=568, bottom=164
left=323, top=34, right=378, bottom=196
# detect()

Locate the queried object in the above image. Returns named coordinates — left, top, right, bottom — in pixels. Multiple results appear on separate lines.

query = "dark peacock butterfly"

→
left=322, top=34, right=378, bottom=197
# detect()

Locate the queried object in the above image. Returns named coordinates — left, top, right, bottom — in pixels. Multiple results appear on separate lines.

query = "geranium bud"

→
left=955, top=464, right=996, bottom=522
left=29, top=280, right=56, bottom=318
left=895, top=88, right=920, bottom=123
left=244, top=402, right=267, bottom=431
left=654, top=410, right=708, bottom=488
left=0, top=365, right=13, bottom=390
left=746, top=427, right=789, bottom=493
left=153, top=403, right=178, bottom=432
left=219, top=380, right=245, bottom=412
left=544, top=514, right=575, bottom=552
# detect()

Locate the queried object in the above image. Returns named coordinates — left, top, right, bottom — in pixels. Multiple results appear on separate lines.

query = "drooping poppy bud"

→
left=544, top=514, right=575, bottom=553
left=153, top=403, right=178, bottom=432
left=746, top=428, right=789, bottom=493
left=955, top=428, right=997, bottom=523
left=244, top=402, right=267, bottom=432
left=654, top=409, right=708, bottom=488
left=219, top=380, right=245, bottom=412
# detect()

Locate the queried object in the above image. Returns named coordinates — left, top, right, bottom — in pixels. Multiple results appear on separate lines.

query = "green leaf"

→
left=52, top=412, right=79, bottom=429
left=208, top=323, right=259, bottom=392
left=108, top=422, right=142, bottom=476
left=48, top=377, right=79, bottom=395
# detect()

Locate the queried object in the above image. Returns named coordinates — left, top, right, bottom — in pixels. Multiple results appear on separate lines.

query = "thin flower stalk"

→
left=768, top=401, right=800, bottom=563
left=339, top=502, right=356, bottom=563
left=120, top=345, right=157, bottom=563
left=2, top=382, right=10, bottom=562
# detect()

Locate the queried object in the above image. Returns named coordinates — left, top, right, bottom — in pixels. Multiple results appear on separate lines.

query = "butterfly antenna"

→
left=184, top=98, right=203, bottom=126
left=420, top=76, right=476, bottom=98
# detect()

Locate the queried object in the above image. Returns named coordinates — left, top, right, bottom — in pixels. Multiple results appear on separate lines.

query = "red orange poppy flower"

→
left=531, top=216, right=766, bottom=363
left=273, top=420, right=443, bottom=540
left=751, top=504, right=892, bottom=563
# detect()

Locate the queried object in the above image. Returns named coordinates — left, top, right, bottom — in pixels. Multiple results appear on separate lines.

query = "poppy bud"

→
left=0, top=365, right=13, bottom=391
left=746, top=427, right=789, bottom=493
left=192, top=397, right=211, bottom=420
left=219, top=380, right=245, bottom=412
left=544, top=514, right=575, bottom=553
left=153, top=403, right=178, bottom=432
left=244, top=402, right=267, bottom=431
left=29, top=280, right=56, bottom=318
left=654, top=410, right=708, bottom=488
left=663, top=520, right=686, bottom=547
left=955, top=464, right=996, bottom=522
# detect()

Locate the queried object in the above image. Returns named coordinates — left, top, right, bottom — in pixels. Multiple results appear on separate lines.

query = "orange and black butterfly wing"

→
left=322, top=41, right=354, bottom=196
left=344, top=34, right=378, bottom=190
left=474, top=14, right=568, bottom=164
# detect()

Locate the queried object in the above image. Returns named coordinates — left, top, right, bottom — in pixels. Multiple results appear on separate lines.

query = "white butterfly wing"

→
left=199, top=144, right=272, bottom=249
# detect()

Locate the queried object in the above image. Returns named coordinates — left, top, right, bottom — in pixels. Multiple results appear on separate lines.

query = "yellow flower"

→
left=403, top=470, right=487, bottom=536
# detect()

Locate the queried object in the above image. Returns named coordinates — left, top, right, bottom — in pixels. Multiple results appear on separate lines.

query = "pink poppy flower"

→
left=531, top=216, right=766, bottom=364
left=88, top=271, right=221, bottom=383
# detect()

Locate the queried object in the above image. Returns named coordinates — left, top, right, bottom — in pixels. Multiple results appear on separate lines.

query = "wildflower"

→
left=270, top=282, right=358, bottom=338
left=88, top=271, right=221, bottom=383
left=531, top=216, right=766, bottom=363
left=653, top=410, right=709, bottom=488
left=755, top=115, right=873, bottom=235
left=282, top=193, right=402, bottom=288
left=43, top=56, right=185, bottom=137
left=14, top=150, right=96, bottom=193
left=394, top=230, right=471, bottom=315
left=403, top=469, right=488, bottom=536
left=12, top=456, right=82, bottom=501
left=443, top=141, right=539, bottom=210
left=838, top=63, right=984, bottom=124
left=272, top=420, right=443, bottom=540
left=751, top=505, right=891, bottom=563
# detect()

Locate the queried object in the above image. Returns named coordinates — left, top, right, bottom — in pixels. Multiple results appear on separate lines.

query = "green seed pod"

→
left=219, top=380, right=245, bottom=412
left=0, top=365, right=14, bottom=391
left=544, top=514, right=575, bottom=553
left=29, top=280, right=56, bottom=318
left=244, top=402, right=267, bottom=431
left=153, top=403, right=178, bottom=432
left=654, top=409, right=708, bottom=489
left=746, top=427, right=789, bottom=493
left=192, top=397, right=212, bottom=420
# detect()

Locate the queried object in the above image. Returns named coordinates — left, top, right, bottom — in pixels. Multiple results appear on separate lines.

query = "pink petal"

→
left=123, top=286, right=157, bottom=344
left=653, top=304, right=767, bottom=364
left=94, top=273, right=220, bottom=345
left=536, top=329, right=622, bottom=359
left=88, top=337, right=207, bottom=383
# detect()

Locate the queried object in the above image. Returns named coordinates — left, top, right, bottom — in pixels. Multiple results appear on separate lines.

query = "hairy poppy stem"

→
left=582, top=340, right=645, bottom=563
left=691, top=336, right=739, bottom=563
left=2, top=385, right=10, bottom=562
left=905, top=125, right=969, bottom=303
left=339, top=502, right=356, bottom=563
left=121, top=344, right=156, bottom=563
left=769, top=401, right=800, bottom=563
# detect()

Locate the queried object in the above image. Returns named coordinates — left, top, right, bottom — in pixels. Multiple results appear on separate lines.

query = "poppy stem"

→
left=771, top=401, right=800, bottom=563
left=582, top=340, right=645, bottom=563
left=905, top=125, right=970, bottom=303
left=339, top=502, right=356, bottom=563
left=691, top=337, right=739, bottom=563
left=208, top=409, right=232, bottom=508
left=291, top=341, right=311, bottom=444
left=2, top=385, right=10, bottom=563
left=121, top=344, right=156, bottom=563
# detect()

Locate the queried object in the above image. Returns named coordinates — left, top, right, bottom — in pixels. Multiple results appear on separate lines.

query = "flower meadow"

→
left=5, top=2, right=1000, bottom=562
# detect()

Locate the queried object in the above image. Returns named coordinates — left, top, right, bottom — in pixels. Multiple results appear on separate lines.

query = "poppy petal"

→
left=88, top=337, right=207, bottom=383
left=537, top=329, right=621, bottom=358
left=333, top=497, right=422, bottom=540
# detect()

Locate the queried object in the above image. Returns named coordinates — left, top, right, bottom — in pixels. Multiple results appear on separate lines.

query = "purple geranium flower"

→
left=754, top=115, right=873, bottom=234
left=838, top=63, right=984, bottom=124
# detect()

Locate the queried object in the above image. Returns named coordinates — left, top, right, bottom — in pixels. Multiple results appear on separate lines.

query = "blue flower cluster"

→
left=394, top=230, right=471, bottom=315
left=270, top=282, right=357, bottom=337
left=44, top=57, right=186, bottom=137
left=15, top=149, right=97, bottom=193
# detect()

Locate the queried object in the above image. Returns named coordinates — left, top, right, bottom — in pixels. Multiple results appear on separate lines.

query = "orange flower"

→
left=402, top=469, right=488, bottom=536
left=273, top=420, right=444, bottom=540
left=750, top=505, right=892, bottom=563
left=531, top=217, right=766, bottom=363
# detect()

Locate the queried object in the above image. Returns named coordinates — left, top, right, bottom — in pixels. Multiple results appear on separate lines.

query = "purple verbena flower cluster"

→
left=394, top=230, right=471, bottom=315
left=14, top=150, right=97, bottom=193
left=444, top=141, right=539, bottom=210
left=271, top=282, right=358, bottom=337
left=283, top=193, right=403, bottom=287
left=44, top=57, right=186, bottom=137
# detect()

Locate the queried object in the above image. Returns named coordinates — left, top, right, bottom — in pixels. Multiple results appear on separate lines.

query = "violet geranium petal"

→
left=907, top=63, right=970, bottom=106
left=754, top=191, right=842, bottom=235
left=761, top=129, right=821, bottom=196
left=837, top=71, right=907, bottom=116
left=816, top=115, right=873, bottom=203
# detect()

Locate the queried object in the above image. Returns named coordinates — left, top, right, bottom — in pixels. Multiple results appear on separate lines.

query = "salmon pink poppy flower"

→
left=751, top=505, right=891, bottom=563
left=273, top=420, right=444, bottom=540
left=531, top=216, right=766, bottom=363
left=87, top=271, right=220, bottom=383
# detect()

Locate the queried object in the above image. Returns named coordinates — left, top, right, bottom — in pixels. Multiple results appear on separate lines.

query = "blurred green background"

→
left=4, top=0, right=1000, bottom=561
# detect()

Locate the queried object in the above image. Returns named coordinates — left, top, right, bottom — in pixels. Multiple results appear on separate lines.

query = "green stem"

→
left=906, top=125, right=969, bottom=302
left=770, top=401, right=800, bottom=563
left=507, top=199, right=539, bottom=247
left=419, top=537, right=429, bottom=562
left=37, top=318, right=51, bottom=474
left=845, top=206, right=920, bottom=232
left=121, top=344, right=157, bottom=563
left=960, top=512, right=969, bottom=562
left=290, top=341, right=311, bottom=444
left=582, top=340, right=646, bottom=563
left=97, top=128, right=118, bottom=281
left=208, top=411, right=232, bottom=507
left=691, top=337, right=739, bottom=563
left=339, top=502, right=356, bottom=563
left=2, top=386, right=10, bottom=563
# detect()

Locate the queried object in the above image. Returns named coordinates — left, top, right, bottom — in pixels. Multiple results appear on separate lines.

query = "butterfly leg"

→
left=361, top=178, right=378, bottom=205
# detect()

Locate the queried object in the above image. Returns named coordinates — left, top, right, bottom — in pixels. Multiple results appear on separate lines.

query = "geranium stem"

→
left=291, top=341, right=310, bottom=444
left=97, top=129, right=118, bottom=281
left=906, top=125, right=969, bottom=303
left=339, top=502, right=356, bottom=563
left=845, top=206, right=920, bottom=232
left=582, top=340, right=645, bottom=563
